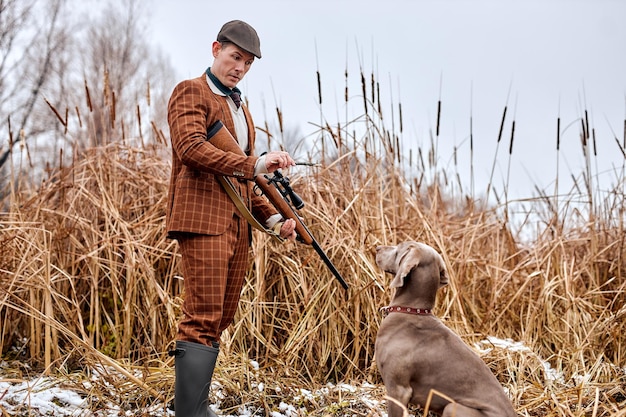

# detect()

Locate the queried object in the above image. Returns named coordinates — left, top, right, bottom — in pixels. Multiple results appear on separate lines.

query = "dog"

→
left=374, top=241, right=517, bottom=417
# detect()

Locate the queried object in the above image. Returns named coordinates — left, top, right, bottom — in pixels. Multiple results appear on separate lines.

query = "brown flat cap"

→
left=217, top=20, right=261, bottom=59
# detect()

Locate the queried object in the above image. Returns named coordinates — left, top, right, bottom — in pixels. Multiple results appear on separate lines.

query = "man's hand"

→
left=279, top=218, right=297, bottom=241
left=264, top=151, right=295, bottom=172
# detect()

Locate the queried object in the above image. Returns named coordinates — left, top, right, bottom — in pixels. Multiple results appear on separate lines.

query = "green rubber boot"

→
left=171, top=340, right=220, bottom=417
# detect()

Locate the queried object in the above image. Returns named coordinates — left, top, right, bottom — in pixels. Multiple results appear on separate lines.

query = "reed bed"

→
left=1, top=71, right=625, bottom=416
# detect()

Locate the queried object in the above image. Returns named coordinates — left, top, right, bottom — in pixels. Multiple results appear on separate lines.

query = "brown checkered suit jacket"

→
left=166, top=74, right=277, bottom=237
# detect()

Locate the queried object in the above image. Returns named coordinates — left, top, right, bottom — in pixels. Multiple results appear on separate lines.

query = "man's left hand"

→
left=279, top=218, right=297, bottom=241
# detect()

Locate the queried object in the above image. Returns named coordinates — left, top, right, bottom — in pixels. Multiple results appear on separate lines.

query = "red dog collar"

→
left=380, top=305, right=433, bottom=317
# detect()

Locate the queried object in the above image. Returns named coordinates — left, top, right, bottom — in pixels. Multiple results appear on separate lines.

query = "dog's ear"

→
left=438, top=254, right=449, bottom=288
left=390, top=247, right=420, bottom=288
left=439, top=266, right=449, bottom=288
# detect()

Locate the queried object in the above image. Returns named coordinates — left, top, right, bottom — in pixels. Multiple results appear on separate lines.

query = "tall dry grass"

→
left=1, top=70, right=625, bottom=416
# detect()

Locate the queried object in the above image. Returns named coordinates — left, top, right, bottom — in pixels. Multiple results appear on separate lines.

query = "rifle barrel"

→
left=311, top=239, right=349, bottom=290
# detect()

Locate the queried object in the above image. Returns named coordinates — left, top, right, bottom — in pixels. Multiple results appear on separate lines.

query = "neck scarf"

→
left=206, top=67, right=242, bottom=97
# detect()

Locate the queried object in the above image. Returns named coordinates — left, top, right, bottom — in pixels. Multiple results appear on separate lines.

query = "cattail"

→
left=395, top=134, right=400, bottom=164
left=75, top=106, right=82, bottom=128
left=44, top=99, right=67, bottom=127
left=103, top=70, right=110, bottom=106
left=436, top=100, right=441, bottom=138
left=276, top=107, right=283, bottom=135
left=136, top=104, right=143, bottom=146
left=497, top=106, right=507, bottom=143
left=592, top=128, right=597, bottom=156
left=509, top=120, right=515, bottom=155
left=111, top=91, right=116, bottom=129
left=556, top=117, right=560, bottom=151
left=370, top=72, right=375, bottom=109
left=151, top=121, right=165, bottom=146
left=85, top=80, right=93, bottom=112
left=377, top=80, right=381, bottom=116
left=344, top=71, right=348, bottom=103
left=316, top=70, right=322, bottom=105
left=360, top=70, right=368, bottom=117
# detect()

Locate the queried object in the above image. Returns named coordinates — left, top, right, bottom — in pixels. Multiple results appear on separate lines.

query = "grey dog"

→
left=375, top=241, right=517, bottom=417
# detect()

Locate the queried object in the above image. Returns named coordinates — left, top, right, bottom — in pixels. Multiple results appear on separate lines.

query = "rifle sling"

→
left=217, top=175, right=284, bottom=243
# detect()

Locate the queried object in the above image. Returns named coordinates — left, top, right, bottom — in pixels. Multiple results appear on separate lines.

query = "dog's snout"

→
left=376, top=245, right=393, bottom=253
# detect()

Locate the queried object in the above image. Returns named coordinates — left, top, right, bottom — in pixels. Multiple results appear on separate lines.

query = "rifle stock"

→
left=206, top=120, right=245, bottom=156
left=255, top=173, right=313, bottom=245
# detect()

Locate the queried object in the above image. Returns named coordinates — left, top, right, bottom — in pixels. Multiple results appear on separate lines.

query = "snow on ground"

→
left=0, top=376, right=88, bottom=416
left=474, top=336, right=566, bottom=383
left=0, top=366, right=384, bottom=417
left=0, top=337, right=563, bottom=416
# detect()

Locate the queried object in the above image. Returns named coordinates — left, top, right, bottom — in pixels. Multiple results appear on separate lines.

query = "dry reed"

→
left=0, top=70, right=625, bottom=416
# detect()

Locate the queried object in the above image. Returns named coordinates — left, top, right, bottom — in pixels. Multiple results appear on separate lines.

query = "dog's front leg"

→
left=385, top=385, right=413, bottom=417
left=442, top=402, right=488, bottom=417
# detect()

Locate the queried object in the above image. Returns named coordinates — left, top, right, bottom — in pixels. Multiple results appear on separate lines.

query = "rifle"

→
left=205, top=120, right=348, bottom=290
left=254, top=171, right=349, bottom=291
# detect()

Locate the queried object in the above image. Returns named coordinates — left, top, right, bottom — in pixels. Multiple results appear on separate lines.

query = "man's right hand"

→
left=263, top=151, right=295, bottom=172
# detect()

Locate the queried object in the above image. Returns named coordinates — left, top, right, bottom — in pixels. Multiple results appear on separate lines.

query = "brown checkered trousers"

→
left=166, top=74, right=277, bottom=346
left=176, top=215, right=248, bottom=345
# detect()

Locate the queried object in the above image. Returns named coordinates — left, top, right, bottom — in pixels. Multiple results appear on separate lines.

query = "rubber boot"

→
left=171, top=340, right=220, bottom=417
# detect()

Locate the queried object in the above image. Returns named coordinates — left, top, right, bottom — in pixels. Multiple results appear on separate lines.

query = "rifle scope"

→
left=271, top=171, right=304, bottom=210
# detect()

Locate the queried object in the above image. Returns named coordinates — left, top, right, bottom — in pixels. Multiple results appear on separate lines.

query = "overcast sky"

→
left=149, top=0, right=626, bottom=201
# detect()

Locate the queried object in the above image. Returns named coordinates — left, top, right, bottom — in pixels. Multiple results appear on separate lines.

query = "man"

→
left=166, top=20, right=296, bottom=416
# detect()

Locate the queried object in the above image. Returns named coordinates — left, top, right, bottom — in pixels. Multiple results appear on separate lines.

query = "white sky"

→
left=149, top=0, right=626, bottom=201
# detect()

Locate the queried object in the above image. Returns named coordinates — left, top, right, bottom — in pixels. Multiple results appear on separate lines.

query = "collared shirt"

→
left=205, top=74, right=249, bottom=153
left=204, top=73, right=280, bottom=228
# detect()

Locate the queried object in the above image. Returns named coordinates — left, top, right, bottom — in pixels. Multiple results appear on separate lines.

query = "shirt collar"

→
left=206, top=67, right=242, bottom=97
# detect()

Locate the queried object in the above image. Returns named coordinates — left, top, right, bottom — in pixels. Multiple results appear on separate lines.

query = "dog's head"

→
left=376, top=241, right=449, bottom=289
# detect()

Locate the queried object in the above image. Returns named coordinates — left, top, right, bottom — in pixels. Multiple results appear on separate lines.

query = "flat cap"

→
left=217, top=20, right=261, bottom=59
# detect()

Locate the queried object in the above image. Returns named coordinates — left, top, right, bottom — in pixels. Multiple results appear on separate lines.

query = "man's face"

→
left=211, top=42, right=255, bottom=89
